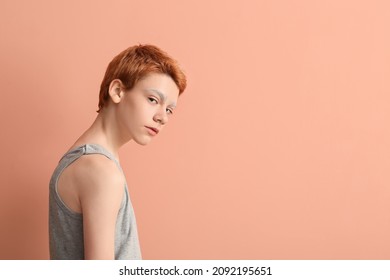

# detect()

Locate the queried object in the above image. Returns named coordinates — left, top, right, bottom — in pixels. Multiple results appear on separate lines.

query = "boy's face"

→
left=115, top=73, right=180, bottom=145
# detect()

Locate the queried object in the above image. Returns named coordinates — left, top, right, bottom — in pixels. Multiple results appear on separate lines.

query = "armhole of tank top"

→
left=54, top=158, right=83, bottom=219
left=83, top=144, right=128, bottom=210
left=120, top=183, right=128, bottom=209
left=55, top=149, right=127, bottom=215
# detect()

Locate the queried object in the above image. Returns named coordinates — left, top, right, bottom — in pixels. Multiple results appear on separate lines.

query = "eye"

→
left=166, top=108, right=173, bottom=115
left=148, top=97, right=158, bottom=104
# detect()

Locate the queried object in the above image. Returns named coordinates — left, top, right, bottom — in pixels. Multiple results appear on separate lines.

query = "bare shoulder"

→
left=74, top=154, right=125, bottom=259
left=70, top=154, right=125, bottom=204
left=70, top=154, right=124, bottom=187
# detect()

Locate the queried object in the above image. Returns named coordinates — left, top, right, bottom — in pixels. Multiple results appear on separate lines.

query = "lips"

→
left=145, top=126, right=159, bottom=135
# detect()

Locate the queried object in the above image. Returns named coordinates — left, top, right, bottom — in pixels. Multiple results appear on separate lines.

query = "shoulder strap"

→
left=83, top=144, right=121, bottom=168
left=58, top=143, right=122, bottom=171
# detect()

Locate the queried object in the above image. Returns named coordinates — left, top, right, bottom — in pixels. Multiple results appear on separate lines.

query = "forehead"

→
left=144, top=88, right=177, bottom=108
left=136, top=73, right=179, bottom=103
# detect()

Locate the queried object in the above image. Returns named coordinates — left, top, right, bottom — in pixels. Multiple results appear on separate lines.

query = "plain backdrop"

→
left=0, top=0, right=389, bottom=259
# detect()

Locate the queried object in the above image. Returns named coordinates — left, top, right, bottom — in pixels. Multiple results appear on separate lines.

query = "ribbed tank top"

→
left=49, top=143, right=142, bottom=260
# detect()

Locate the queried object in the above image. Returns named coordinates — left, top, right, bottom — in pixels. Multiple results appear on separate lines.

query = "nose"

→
left=153, top=109, right=168, bottom=125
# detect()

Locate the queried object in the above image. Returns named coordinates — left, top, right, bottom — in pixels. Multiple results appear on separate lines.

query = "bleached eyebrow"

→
left=145, top=88, right=177, bottom=108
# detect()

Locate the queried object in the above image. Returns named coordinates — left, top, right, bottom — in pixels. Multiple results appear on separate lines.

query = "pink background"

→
left=0, top=0, right=389, bottom=259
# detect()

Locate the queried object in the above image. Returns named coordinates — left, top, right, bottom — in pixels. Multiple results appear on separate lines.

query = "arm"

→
left=76, top=155, right=124, bottom=260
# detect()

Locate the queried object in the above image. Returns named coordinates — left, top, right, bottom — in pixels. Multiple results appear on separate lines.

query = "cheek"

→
left=120, top=98, right=154, bottom=126
left=116, top=102, right=136, bottom=129
left=138, top=103, right=154, bottom=118
left=130, top=104, right=154, bottom=125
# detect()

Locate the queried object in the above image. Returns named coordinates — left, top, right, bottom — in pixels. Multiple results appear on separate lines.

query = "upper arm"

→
left=75, top=155, right=124, bottom=260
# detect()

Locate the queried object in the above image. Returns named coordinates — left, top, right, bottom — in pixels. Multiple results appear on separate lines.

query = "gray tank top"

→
left=49, top=143, right=142, bottom=259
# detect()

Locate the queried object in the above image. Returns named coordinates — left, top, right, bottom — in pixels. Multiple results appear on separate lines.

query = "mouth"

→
left=145, top=126, right=159, bottom=135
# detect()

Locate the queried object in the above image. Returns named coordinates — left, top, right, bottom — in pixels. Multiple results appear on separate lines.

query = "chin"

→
left=133, top=137, right=153, bottom=146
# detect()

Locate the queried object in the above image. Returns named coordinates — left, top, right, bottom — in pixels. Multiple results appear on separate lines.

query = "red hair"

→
left=97, top=44, right=187, bottom=112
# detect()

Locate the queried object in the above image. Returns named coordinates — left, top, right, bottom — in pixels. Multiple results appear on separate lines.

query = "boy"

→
left=49, top=44, right=187, bottom=259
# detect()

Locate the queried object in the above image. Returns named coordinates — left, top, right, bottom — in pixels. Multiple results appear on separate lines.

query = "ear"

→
left=108, top=79, right=125, bottom=104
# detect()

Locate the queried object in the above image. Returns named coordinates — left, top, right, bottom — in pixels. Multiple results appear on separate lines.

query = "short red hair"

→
left=97, top=44, right=187, bottom=112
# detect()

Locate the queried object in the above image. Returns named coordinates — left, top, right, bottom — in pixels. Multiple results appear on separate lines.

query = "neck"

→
left=72, top=106, right=131, bottom=159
